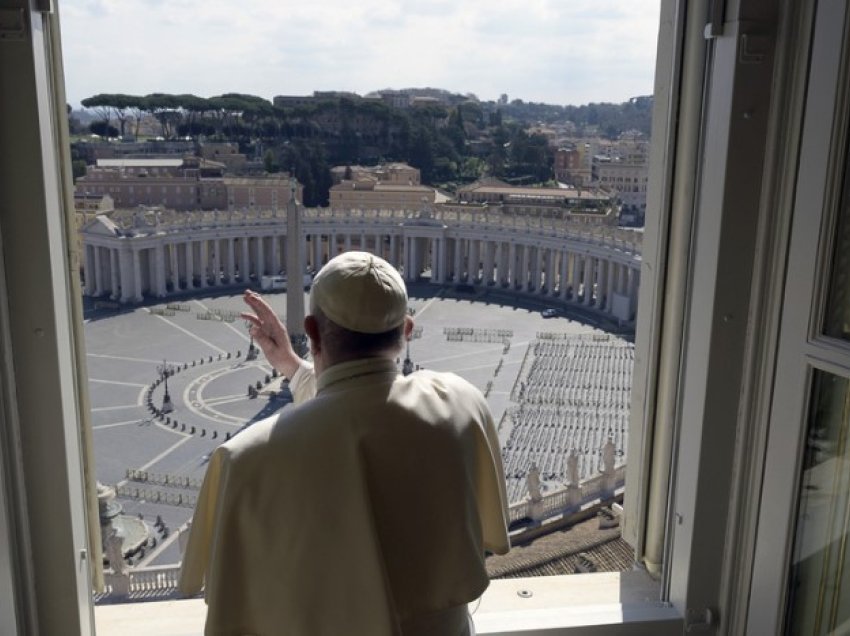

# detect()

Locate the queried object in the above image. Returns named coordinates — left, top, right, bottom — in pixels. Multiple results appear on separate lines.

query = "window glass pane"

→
left=786, top=370, right=850, bottom=634
left=824, top=141, right=850, bottom=341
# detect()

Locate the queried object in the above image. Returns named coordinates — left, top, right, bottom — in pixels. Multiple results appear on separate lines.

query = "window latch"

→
left=685, top=607, right=718, bottom=631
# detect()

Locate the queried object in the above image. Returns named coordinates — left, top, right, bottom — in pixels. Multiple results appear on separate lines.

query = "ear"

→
left=304, top=315, right=320, bottom=353
left=403, top=316, right=414, bottom=341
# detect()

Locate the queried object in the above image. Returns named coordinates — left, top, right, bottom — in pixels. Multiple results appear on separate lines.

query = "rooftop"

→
left=96, top=158, right=185, bottom=169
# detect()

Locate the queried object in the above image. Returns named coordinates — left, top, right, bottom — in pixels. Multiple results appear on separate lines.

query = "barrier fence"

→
left=115, top=485, right=198, bottom=508
left=444, top=327, right=513, bottom=343
left=125, top=468, right=203, bottom=490
left=195, top=308, right=239, bottom=322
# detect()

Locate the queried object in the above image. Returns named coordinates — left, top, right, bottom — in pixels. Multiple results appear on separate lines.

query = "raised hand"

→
left=241, top=290, right=302, bottom=378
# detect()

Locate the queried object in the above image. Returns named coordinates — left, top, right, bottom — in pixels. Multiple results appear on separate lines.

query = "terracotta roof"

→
left=486, top=514, right=634, bottom=579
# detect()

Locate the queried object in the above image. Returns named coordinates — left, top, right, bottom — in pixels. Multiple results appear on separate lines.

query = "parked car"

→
left=541, top=308, right=558, bottom=318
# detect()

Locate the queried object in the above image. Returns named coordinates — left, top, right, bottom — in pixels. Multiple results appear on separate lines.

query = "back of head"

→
left=309, top=252, right=409, bottom=360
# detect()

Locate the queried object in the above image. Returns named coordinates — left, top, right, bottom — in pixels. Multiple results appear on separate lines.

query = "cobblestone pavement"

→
left=84, top=287, right=621, bottom=567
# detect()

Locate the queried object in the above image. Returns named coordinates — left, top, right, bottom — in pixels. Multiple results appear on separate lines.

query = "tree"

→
left=80, top=94, right=114, bottom=134
left=263, top=149, right=279, bottom=173
left=144, top=93, right=182, bottom=139
left=89, top=121, right=119, bottom=138
left=409, top=128, right=434, bottom=183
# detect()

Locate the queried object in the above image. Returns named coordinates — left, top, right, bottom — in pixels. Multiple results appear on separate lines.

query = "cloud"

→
left=60, top=0, right=660, bottom=107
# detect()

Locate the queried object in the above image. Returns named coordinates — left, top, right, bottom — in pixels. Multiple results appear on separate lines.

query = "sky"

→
left=60, top=0, right=661, bottom=109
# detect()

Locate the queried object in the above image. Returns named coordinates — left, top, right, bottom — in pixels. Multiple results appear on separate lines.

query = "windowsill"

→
left=94, top=571, right=682, bottom=635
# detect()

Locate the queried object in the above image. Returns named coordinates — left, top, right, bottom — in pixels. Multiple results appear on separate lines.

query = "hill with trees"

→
left=74, top=91, right=652, bottom=206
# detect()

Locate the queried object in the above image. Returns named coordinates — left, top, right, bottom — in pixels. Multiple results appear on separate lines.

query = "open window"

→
left=2, top=0, right=839, bottom=634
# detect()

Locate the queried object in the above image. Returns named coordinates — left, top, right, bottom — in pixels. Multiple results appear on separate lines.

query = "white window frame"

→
left=745, top=0, right=850, bottom=631
left=0, top=0, right=818, bottom=634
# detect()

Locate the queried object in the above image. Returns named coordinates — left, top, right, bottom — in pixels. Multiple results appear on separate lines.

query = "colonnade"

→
left=82, top=214, right=641, bottom=320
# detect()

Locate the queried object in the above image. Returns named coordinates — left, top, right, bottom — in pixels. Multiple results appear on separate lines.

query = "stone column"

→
left=185, top=241, right=195, bottom=290
left=132, top=248, right=143, bottom=302
left=227, top=238, right=236, bottom=284
left=241, top=237, right=250, bottom=282
left=169, top=243, right=179, bottom=291
left=119, top=248, right=134, bottom=303
left=571, top=254, right=582, bottom=302
left=345, top=233, right=352, bottom=251
left=110, top=249, right=120, bottom=299
left=256, top=236, right=265, bottom=278
left=212, top=240, right=222, bottom=287
left=519, top=245, right=529, bottom=291
left=82, top=245, right=91, bottom=295
left=583, top=256, right=594, bottom=306
left=628, top=268, right=640, bottom=307
left=439, top=237, right=448, bottom=283
left=93, top=246, right=104, bottom=296
left=469, top=239, right=479, bottom=284
left=407, top=238, right=417, bottom=282
left=285, top=182, right=305, bottom=343
left=389, top=234, right=397, bottom=267
left=508, top=243, right=517, bottom=288
left=496, top=242, right=507, bottom=286
left=199, top=240, right=209, bottom=288
left=606, top=260, right=616, bottom=311
left=269, top=234, right=278, bottom=276
left=314, top=234, right=323, bottom=268
left=595, top=258, right=605, bottom=308
left=547, top=249, right=557, bottom=295
left=610, top=262, right=619, bottom=296
left=532, top=247, right=542, bottom=293
left=482, top=240, right=494, bottom=286
left=454, top=238, right=462, bottom=282
left=560, top=250, right=570, bottom=300
left=154, top=244, right=167, bottom=296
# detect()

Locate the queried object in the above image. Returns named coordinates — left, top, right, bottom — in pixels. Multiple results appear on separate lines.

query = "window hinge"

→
left=0, top=8, right=25, bottom=41
left=34, top=0, right=53, bottom=14
left=685, top=606, right=718, bottom=631
left=705, top=0, right=726, bottom=39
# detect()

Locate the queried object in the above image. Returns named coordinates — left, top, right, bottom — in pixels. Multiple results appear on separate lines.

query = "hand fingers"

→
left=240, top=312, right=262, bottom=328
left=244, top=291, right=275, bottom=317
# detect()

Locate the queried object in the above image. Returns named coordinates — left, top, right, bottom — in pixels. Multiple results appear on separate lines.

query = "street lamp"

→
left=245, top=320, right=258, bottom=361
left=157, top=359, right=174, bottom=414
left=402, top=339, right=414, bottom=376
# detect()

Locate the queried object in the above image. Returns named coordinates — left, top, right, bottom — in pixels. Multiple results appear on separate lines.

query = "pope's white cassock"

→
left=179, top=356, right=510, bottom=636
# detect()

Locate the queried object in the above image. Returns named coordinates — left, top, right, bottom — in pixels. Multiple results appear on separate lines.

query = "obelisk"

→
left=285, top=178, right=306, bottom=354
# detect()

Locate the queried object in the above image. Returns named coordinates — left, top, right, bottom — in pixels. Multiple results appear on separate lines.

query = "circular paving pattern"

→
left=84, top=286, right=628, bottom=567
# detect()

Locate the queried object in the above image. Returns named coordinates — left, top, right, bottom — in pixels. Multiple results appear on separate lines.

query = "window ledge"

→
left=475, top=571, right=682, bottom=634
left=95, top=571, right=682, bottom=636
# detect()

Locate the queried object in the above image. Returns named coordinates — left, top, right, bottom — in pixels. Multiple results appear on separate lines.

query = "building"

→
left=554, top=145, right=592, bottom=186
left=79, top=204, right=642, bottom=321
left=273, top=91, right=362, bottom=109
left=198, top=142, right=247, bottom=173
left=3, top=0, right=850, bottom=634
left=329, top=177, right=448, bottom=211
left=457, top=178, right=616, bottom=222
left=72, top=139, right=196, bottom=164
left=378, top=90, right=411, bottom=109
left=329, top=162, right=421, bottom=186
left=74, top=157, right=300, bottom=212
left=592, top=156, right=649, bottom=217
